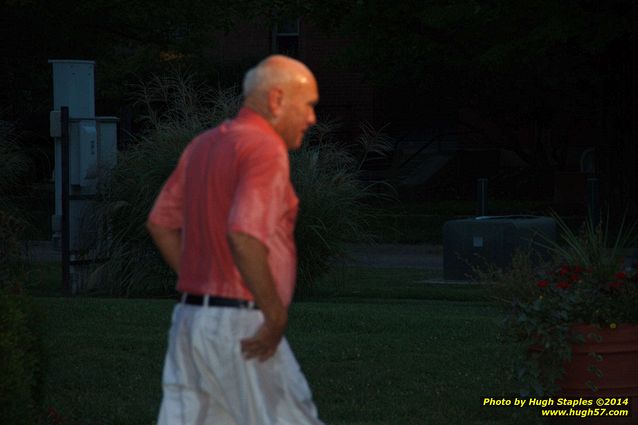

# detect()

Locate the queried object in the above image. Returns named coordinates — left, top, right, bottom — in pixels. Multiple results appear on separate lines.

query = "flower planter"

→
left=495, top=211, right=638, bottom=423
left=554, top=323, right=638, bottom=424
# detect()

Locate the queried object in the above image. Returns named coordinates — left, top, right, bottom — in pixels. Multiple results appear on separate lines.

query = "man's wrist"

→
left=264, top=308, right=288, bottom=330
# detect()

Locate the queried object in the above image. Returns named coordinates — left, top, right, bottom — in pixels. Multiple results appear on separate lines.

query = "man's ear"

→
left=267, top=87, right=284, bottom=118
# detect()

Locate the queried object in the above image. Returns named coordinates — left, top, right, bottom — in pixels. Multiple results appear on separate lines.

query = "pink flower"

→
left=609, top=281, right=624, bottom=289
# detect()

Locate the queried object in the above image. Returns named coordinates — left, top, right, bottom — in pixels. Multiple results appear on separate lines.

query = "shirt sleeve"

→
left=228, top=140, right=289, bottom=246
left=147, top=145, right=191, bottom=229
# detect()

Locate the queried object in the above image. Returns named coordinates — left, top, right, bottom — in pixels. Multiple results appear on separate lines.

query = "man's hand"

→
left=241, top=313, right=288, bottom=361
left=228, top=231, right=288, bottom=362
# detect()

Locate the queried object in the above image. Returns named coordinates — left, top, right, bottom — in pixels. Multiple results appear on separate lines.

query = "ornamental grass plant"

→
left=88, top=70, right=387, bottom=296
left=482, top=213, right=638, bottom=396
left=85, top=70, right=232, bottom=296
left=0, top=120, right=32, bottom=197
left=291, top=121, right=392, bottom=293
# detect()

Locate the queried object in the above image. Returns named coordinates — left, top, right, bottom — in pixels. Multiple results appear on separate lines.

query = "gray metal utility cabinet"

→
left=49, top=59, right=118, bottom=292
left=443, top=215, right=557, bottom=281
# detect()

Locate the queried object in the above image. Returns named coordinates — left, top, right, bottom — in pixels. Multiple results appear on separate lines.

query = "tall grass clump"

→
left=87, top=70, right=240, bottom=296
left=90, top=70, right=389, bottom=296
left=0, top=120, right=34, bottom=229
left=0, top=119, right=32, bottom=276
left=536, top=211, right=638, bottom=281
left=0, top=120, right=32, bottom=198
left=292, top=121, right=392, bottom=293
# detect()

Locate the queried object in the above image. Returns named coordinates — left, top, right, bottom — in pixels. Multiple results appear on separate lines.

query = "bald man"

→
left=147, top=55, right=323, bottom=425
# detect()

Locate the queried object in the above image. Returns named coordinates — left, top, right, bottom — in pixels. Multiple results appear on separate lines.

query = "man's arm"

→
left=227, top=231, right=288, bottom=362
left=146, top=220, right=182, bottom=274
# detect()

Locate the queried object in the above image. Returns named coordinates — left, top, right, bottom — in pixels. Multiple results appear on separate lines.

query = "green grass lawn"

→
left=312, top=267, right=489, bottom=302
left=31, top=266, right=543, bottom=425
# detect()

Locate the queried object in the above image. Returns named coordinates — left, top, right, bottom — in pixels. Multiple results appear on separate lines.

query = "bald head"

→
left=241, top=55, right=319, bottom=150
left=243, top=55, right=315, bottom=107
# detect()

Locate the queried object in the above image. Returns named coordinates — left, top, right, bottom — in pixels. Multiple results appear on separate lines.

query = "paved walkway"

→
left=341, top=243, right=479, bottom=284
left=341, top=243, right=443, bottom=270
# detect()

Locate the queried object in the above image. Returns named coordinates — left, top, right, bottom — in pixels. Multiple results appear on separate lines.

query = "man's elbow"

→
left=146, top=220, right=159, bottom=236
left=146, top=220, right=176, bottom=239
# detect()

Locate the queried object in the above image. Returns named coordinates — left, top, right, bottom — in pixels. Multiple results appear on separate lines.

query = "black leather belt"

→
left=179, top=293, right=258, bottom=309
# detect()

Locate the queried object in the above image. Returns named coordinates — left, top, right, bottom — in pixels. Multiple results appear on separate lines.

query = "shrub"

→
left=89, top=70, right=387, bottom=296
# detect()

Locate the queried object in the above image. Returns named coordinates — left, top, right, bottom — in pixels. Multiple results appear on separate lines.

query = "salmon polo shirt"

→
left=148, top=107, right=299, bottom=306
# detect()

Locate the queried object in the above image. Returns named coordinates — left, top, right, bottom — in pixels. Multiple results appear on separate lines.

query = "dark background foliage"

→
left=3, top=0, right=638, bottom=228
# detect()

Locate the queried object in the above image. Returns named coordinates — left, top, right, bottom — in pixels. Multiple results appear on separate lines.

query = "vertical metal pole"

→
left=477, top=178, right=488, bottom=216
left=61, top=106, right=70, bottom=294
left=586, top=177, right=600, bottom=226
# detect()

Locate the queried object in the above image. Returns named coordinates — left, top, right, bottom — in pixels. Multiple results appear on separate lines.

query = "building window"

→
left=272, top=18, right=299, bottom=58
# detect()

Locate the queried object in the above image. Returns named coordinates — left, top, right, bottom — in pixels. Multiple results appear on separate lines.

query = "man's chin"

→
left=286, top=137, right=303, bottom=151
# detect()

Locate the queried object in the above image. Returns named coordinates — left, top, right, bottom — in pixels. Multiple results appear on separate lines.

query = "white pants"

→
left=157, top=304, right=324, bottom=425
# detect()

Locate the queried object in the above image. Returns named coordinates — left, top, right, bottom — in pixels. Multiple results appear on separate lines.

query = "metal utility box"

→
left=49, top=59, right=119, bottom=293
left=443, top=215, right=556, bottom=281
left=49, top=60, right=118, bottom=248
left=49, top=60, right=95, bottom=117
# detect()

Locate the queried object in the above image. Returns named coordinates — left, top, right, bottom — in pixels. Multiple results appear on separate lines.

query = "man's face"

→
left=277, top=76, right=319, bottom=150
